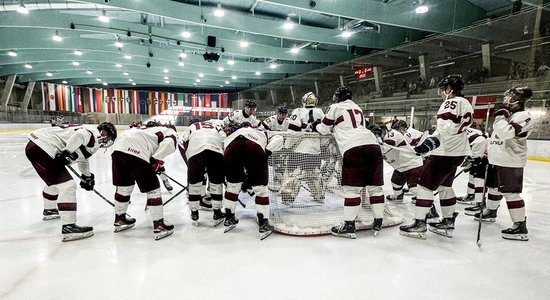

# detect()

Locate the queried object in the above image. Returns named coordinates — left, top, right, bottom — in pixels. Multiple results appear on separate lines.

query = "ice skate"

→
left=399, top=219, right=427, bottom=240
left=426, top=205, right=440, bottom=224
left=190, top=210, right=199, bottom=226
left=153, top=218, right=174, bottom=240
left=113, top=213, right=136, bottom=232
left=162, top=179, right=173, bottom=192
left=258, top=213, right=274, bottom=240
left=62, top=224, right=94, bottom=242
left=199, top=197, right=213, bottom=211
left=213, top=209, right=225, bottom=227
left=502, top=218, right=529, bottom=241
left=474, top=209, right=497, bottom=222
left=372, top=218, right=383, bottom=237
left=429, top=212, right=459, bottom=238
left=42, top=209, right=60, bottom=221
left=464, top=202, right=483, bottom=216
left=386, top=192, right=404, bottom=203
left=456, top=194, right=475, bottom=204
left=331, top=221, right=356, bottom=239
left=223, top=208, right=239, bottom=233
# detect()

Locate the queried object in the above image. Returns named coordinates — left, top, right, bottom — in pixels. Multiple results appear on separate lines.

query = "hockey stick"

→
left=162, top=173, right=186, bottom=189
left=162, top=186, right=187, bottom=207
left=477, top=103, right=493, bottom=248
left=66, top=165, right=115, bottom=207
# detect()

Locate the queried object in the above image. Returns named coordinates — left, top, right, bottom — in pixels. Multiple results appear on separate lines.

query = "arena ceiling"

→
left=0, top=0, right=545, bottom=92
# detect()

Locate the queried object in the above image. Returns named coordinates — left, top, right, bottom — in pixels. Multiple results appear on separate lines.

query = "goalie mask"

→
left=301, top=92, right=319, bottom=108
left=97, top=122, right=117, bottom=148
left=504, top=86, right=532, bottom=111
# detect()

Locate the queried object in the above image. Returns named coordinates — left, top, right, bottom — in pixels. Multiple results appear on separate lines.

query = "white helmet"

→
left=301, top=92, right=318, bottom=108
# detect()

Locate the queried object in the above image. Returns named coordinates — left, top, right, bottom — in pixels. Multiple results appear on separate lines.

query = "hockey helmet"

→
left=333, top=86, right=353, bottom=102
left=438, top=74, right=464, bottom=95
left=97, top=122, right=117, bottom=148
left=301, top=92, right=319, bottom=108
left=145, top=120, right=158, bottom=128
left=277, top=106, right=289, bottom=115
left=504, top=86, right=532, bottom=109
left=245, top=99, right=257, bottom=109
left=391, top=119, right=408, bottom=131
left=188, top=118, right=201, bottom=125
left=164, top=124, right=177, bottom=131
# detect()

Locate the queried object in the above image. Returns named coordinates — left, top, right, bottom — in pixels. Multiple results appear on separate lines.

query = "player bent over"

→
left=223, top=123, right=283, bottom=240
left=313, top=86, right=385, bottom=238
left=111, top=125, right=178, bottom=240
left=25, top=122, right=117, bottom=241
left=179, top=119, right=227, bottom=226
left=475, top=86, right=534, bottom=241
left=400, top=74, right=473, bottom=239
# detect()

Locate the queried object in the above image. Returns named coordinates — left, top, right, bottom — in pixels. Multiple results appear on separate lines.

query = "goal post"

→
left=267, top=131, right=404, bottom=236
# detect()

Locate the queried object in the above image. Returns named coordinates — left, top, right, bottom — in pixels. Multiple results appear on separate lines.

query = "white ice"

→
left=1, top=130, right=550, bottom=300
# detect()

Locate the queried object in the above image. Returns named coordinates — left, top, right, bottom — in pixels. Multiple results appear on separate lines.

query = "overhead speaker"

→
left=207, top=36, right=217, bottom=48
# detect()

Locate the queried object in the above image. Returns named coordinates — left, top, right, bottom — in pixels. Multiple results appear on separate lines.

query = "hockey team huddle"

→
left=25, top=74, right=534, bottom=242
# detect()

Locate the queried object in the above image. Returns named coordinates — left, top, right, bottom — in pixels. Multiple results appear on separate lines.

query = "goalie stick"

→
left=66, top=165, right=115, bottom=207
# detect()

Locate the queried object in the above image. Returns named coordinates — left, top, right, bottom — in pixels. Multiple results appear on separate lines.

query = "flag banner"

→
left=466, top=95, right=498, bottom=119
left=139, top=91, right=148, bottom=115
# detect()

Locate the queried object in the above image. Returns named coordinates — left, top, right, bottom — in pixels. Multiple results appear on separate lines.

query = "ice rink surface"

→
left=1, top=129, right=549, bottom=300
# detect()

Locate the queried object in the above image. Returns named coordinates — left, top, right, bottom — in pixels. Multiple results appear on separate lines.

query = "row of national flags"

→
left=41, top=83, right=229, bottom=116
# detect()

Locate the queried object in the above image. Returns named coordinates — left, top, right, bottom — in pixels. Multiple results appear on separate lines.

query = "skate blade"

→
left=457, top=200, right=475, bottom=205
left=62, top=231, right=94, bottom=242
left=464, top=211, right=480, bottom=216
left=330, top=232, right=356, bottom=239
left=43, top=215, right=60, bottom=221
left=428, top=227, right=453, bottom=238
left=155, top=229, right=174, bottom=241
left=373, top=230, right=380, bottom=237
left=260, top=230, right=273, bottom=240
left=399, top=231, right=427, bottom=240
left=502, top=234, right=529, bottom=241
left=192, top=220, right=199, bottom=227
left=213, top=219, right=224, bottom=227
left=114, top=223, right=136, bottom=233
left=199, top=206, right=213, bottom=211
left=473, top=217, right=496, bottom=222
left=224, top=224, right=237, bottom=233
left=426, top=218, right=441, bottom=224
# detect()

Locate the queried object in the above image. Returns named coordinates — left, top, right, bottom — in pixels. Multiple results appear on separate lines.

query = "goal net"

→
left=267, top=131, right=403, bottom=236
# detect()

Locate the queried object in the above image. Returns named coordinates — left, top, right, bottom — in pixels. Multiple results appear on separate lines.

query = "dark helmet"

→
left=97, top=122, right=117, bottom=148
left=239, top=121, right=252, bottom=128
left=333, top=86, right=353, bottom=102
left=189, top=118, right=201, bottom=125
left=277, top=106, right=288, bottom=115
left=245, top=99, right=257, bottom=109
left=391, top=120, right=408, bottom=130
left=504, top=86, right=533, bottom=106
left=438, top=74, right=464, bottom=94
left=145, top=120, right=158, bottom=128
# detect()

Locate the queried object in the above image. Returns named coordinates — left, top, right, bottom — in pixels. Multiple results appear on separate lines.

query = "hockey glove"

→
left=80, top=173, right=95, bottom=191
left=311, top=120, right=321, bottom=133
left=494, top=108, right=511, bottom=119
left=265, top=149, right=272, bottom=157
left=150, top=159, right=165, bottom=173
left=155, top=166, right=166, bottom=175
left=55, top=150, right=78, bottom=165
left=414, top=136, right=441, bottom=155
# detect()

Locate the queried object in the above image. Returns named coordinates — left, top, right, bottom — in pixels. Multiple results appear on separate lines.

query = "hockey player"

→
left=25, top=122, right=117, bottom=241
left=259, top=106, right=289, bottom=131
left=312, top=86, right=385, bottom=238
left=179, top=119, right=226, bottom=226
left=400, top=74, right=473, bottom=239
left=144, top=121, right=174, bottom=192
left=223, top=122, right=283, bottom=240
left=474, top=86, right=534, bottom=241
left=457, top=127, right=489, bottom=209
left=382, top=120, right=423, bottom=203
left=282, top=92, right=326, bottom=202
left=111, top=125, right=178, bottom=240
left=223, top=99, right=259, bottom=127
left=405, top=125, right=423, bottom=146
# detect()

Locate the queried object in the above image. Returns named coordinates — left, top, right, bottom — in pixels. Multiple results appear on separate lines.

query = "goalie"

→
left=312, top=86, right=385, bottom=238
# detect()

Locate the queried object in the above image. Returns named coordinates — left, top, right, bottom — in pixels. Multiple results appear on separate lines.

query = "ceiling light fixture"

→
left=255, top=71, right=261, bottom=76
left=74, top=50, right=82, bottom=56
left=193, top=83, right=198, bottom=86
left=290, top=46, right=300, bottom=54
left=283, top=17, right=294, bottom=30
left=179, top=52, right=187, bottom=58
left=341, top=30, right=353, bottom=38
left=115, top=63, right=122, bottom=68
left=103, top=82, right=108, bottom=86
left=231, top=75, right=237, bottom=80
left=96, top=77, right=102, bottom=82
left=240, top=40, right=249, bottom=48
left=46, top=72, right=53, bottom=77
left=165, top=80, right=170, bottom=84
left=53, top=30, right=62, bottom=42
left=115, top=41, right=123, bottom=48
left=123, top=72, right=129, bottom=76
left=415, top=1, right=429, bottom=14
left=98, top=10, right=110, bottom=23
left=181, top=29, right=191, bottom=38
left=24, top=63, right=32, bottom=69
left=131, top=82, right=136, bottom=86
left=17, top=3, right=29, bottom=14
left=164, top=76, right=169, bottom=80
left=225, top=80, right=230, bottom=84
left=124, top=55, right=132, bottom=59
left=8, top=50, right=17, bottom=57
left=218, top=67, right=224, bottom=72
left=178, top=60, right=185, bottom=67
left=220, top=85, right=224, bottom=87
left=213, top=3, right=225, bottom=17
left=196, top=79, right=201, bottom=82
left=199, top=73, right=204, bottom=77
left=163, top=69, right=169, bottom=73
left=72, top=61, right=80, bottom=66
left=129, top=78, right=134, bottom=82
left=86, top=70, right=92, bottom=74
left=270, top=62, right=277, bottom=69
left=227, top=59, right=235, bottom=65
left=62, top=80, right=68, bottom=84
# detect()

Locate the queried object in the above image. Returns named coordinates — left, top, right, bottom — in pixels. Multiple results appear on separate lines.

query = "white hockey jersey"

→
left=405, top=127, right=424, bottom=146
left=315, top=100, right=379, bottom=155
left=224, top=127, right=283, bottom=154
left=179, top=121, right=226, bottom=159
left=223, top=110, right=258, bottom=127
left=286, top=107, right=325, bottom=154
left=259, top=115, right=289, bottom=131
left=431, top=96, right=474, bottom=157
left=464, top=128, right=488, bottom=158
left=28, top=124, right=102, bottom=175
left=488, top=110, right=534, bottom=168
left=381, top=129, right=423, bottom=172
left=112, top=127, right=177, bottom=163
